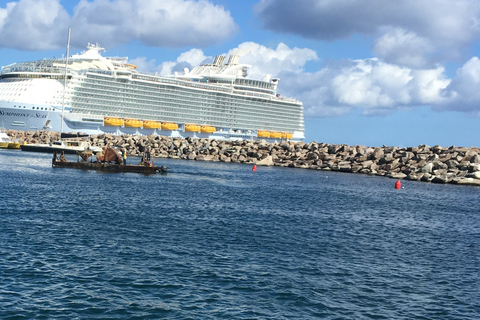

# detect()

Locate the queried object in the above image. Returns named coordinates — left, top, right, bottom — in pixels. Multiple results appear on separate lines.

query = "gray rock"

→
left=434, top=162, right=448, bottom=170
left=390, top=173, right=407, bottom=179
left=370, top=148, right=385, bottom=160
left=257, top=155, right=274, bottom=166
left=445, top=159, right=459, bottom=169
left=432, top=173, right=454, bottom=183
left=336, top=161, right=351, bottom=172
left=470, top=154, right=480, bottom=164
left=455, top=178, right=480, bottom=186
left=422, top=163, right=434, bottom=173
left=463, top=149, right=478, bottom=162
left=433, top=169, right=447, bottom=176
left=421, top=173, right=434, bottom=182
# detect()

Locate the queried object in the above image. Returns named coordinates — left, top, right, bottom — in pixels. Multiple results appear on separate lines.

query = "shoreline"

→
left=8, top=130, right=480, bottom=186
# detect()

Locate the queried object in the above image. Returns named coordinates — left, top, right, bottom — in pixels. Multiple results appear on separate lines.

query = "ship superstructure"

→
left=0, top=44, right=304, bottom=141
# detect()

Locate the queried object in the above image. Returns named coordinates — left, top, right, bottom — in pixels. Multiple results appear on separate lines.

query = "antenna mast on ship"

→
left=61, top=27, right=71, bottom=133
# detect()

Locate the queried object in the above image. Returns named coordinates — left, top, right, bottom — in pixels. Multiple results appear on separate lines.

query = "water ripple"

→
left=1, top=150, right=479, bottom=319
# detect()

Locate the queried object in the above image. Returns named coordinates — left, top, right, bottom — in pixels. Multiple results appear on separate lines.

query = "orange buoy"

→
left=395, top=180, right=401, bottom=189
left=252, top=165, right=257, bottom=172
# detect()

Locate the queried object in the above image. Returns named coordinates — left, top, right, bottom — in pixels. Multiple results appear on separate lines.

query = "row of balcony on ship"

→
left=103, top=117, right=293, bottom=139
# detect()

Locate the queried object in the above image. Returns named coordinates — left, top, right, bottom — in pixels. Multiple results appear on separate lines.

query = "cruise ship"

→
left=0, top=43, right=304, bottom=141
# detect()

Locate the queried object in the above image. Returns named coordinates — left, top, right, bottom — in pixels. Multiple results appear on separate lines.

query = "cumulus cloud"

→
left=70, top=0, right=237, bottom=48
left=226, top=42, right=318, bottom=80
left=156, top=48, right=211, bottom=75
left=439, top=57, right=480, bottom=115
left=372, top=28, right=434, bottom=68
left=279, top=59, right=451, bottom=117
left=0, top=0, right=69, bottom=50
left=0, top=0, right=237, bottom=50
left=255, top=0, right=480, bottom=67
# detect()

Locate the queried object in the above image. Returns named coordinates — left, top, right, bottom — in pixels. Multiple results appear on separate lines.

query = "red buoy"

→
left=252, top=164, right=257, bottom=172
left=395, top=180, right=401, bottom=189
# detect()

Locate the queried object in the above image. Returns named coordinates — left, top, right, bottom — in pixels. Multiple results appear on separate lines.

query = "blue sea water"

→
left=0, top=149, right=479, bottom=320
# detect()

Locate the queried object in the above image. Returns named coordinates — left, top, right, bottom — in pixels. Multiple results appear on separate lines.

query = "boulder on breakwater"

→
left=10, top=130, right=480, bottom=186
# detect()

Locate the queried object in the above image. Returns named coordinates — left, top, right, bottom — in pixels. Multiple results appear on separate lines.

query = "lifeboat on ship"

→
left=185, top=124, right=200, bottom=132
left=281, top=132, right=293, bottom=139
left=270, top=131, right=282, bottom=139
left=257, top=130, right=270, bottom=138
left=200, top=125, right=216, bottom=133
left=124, top=118, right=143, bottom=128
left=142, top=120, right=161, bottom=129
left=104, top=117, right=124, bottom=126
left=161, top=122, right=179, bottom=130
left=124, top=63, right=137, bottom=69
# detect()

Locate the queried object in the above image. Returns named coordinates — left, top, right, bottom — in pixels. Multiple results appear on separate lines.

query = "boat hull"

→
left=52, top=159, right=166, bottom=174
left=0, top=142, right=17, bottom=149
left=0, top=131, right=20, bottom=149
left=6, top=143, right=20, bottom=149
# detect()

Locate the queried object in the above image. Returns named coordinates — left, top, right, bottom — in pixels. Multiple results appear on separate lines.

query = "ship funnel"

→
left=264, top=74, right=271, bottom=82
left=271, top=78, right=279, bottom=90
left=243, top=66, right=249, bottom=77
left=227, top=54, right=240, bottom=65
left=213, top=55, right=226, bottom=67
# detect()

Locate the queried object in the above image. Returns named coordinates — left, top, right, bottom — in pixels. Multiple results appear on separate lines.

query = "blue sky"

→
left=1, top=0, right=480, bottom=147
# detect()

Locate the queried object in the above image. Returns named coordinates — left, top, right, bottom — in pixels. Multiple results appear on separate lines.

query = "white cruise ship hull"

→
left=0, top=101, right=61, bottom=131
left=0, top=103, right=298, bottom=141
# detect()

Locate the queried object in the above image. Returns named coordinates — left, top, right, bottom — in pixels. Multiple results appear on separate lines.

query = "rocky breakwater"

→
left=10, top=130, right=480, bottom=186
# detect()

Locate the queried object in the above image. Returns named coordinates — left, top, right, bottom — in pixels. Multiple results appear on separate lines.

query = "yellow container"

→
left=124, top=118, right=143, bottom=128
left=104, top=117, right=124, bottom=126
left=143, top=120, right=161, bottom=129
left=270, top=131, right=282, bottom=139
left=185, top=124, right=201, bottom=132
left=257, top=130, right=270, bottom=138
left=200, top=125, right=216, bottom=133
left=161, top=122, right=179, bottom=130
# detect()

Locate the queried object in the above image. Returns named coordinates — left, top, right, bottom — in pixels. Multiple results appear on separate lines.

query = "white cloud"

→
left=0, top=0, right=69, bottom=50
left=439, top=57, right=480, bottom=115
left=279, top=59, right=451, bottom=117
left=135, top=48, right=212, bottom=75
left=71, top=0, right=237, bottom=48
left=227, top=42, right=318, bottom=80
left=373, top=28, right=434, bottom=68
left=255, top=0, right=480, bottom=67
left=130, top=48, right=210, bottom=75
left=0, top=2, right=14, bottom=29
left=176, top=49, right=209, bottom=67
left=128, top=57, right=158, bottom=74
left=0, top=0, right=237, bottom=50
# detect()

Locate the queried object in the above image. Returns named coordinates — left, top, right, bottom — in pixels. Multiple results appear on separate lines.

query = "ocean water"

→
left=0, top=149, right=479, bottom=320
